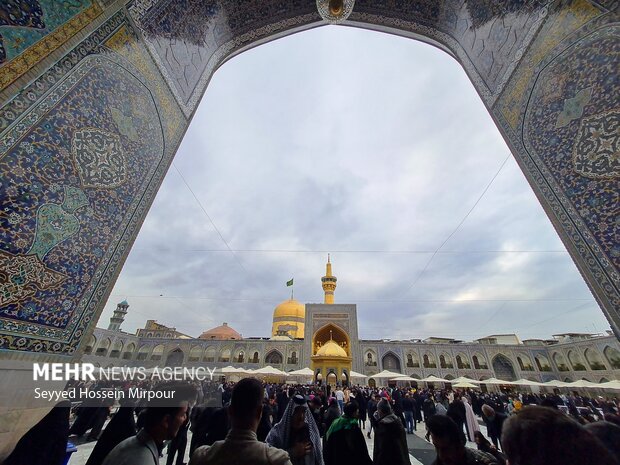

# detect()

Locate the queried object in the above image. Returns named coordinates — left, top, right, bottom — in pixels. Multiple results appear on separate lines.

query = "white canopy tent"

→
left=349, top=371, right=368, bottom=379
left=480, top=378, right=515, bottom=385
left=288, top=367, right=314, bottom=376
left=452, top=381, right=479, bottom=389
left=512, top=379, right=544, bottom=386
left=599, top=380, right=620, bottom=390
left=369, top=370, right=404, bottom=380
left=420, top=375, right=451, bottom=383
left=566, top=379, right=601, bottom=388
left=389, top=375, right=419, bottom=382
left=452, top=376, right=480, bottom=385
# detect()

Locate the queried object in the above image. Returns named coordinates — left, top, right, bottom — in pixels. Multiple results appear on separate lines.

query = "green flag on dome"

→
left=286, top=278, right=294, bottom=287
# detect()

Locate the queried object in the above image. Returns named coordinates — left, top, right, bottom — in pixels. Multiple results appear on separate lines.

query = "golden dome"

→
left=273, top=299, right=305, bottom=318
left=198, top=322, right=241, bottom=340
left=271, top=299, right=305, bottom=339
left=316, top=340, right=347, bottom=358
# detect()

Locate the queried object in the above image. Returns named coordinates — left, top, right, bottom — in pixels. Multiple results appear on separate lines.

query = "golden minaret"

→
left=321, top=254, right=337, bottom=304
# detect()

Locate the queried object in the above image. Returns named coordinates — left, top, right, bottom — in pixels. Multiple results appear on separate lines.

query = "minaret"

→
left=321, top=254, right=337, bottom=304
left=108, top=300, right=129, bottom=331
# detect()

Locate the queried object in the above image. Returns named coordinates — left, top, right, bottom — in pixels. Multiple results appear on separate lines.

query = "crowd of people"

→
left=2, top=379, right=620, bottom=465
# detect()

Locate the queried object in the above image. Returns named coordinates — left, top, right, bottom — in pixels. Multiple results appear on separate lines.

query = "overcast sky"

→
left=98, top=26, right=611, bottom=342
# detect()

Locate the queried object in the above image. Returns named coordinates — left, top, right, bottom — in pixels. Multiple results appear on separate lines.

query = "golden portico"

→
left=0, top=0, right=619, bottom=458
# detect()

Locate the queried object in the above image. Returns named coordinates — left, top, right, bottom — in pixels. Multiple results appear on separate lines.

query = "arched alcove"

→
left=382, top=352, right=402, bottom=373
left=491, top=354, right=517, bottom=381
left=265, top=350, right=283, bottom=365
left=603, top=346, right=620, bottom=369
left=165, top=348, right=184, bottom=367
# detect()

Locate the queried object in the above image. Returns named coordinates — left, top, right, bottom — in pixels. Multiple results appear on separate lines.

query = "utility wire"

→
left=401, top=154, right=511, bottom=297
left=173, top=163, right=248, bottom=274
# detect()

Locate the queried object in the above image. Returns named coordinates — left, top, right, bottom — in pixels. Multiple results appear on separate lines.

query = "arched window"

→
left=237, top=350, right=245, bottom=363
left=584, top=348, right=606, bottom=370
left=151, top=344, right=164, bottom=361
left=122, top=342, right=136, bottom=360
left=553, top=352, right=570, bottom=371
left=265, top=350, right=283, bottom=365
left=189, top=346, right=202, bottom=362
left=109, top=339, right=123, bottom=358
left=137, top=345, right=150, bottom=361
left=365, top=351, right=377, bottom=366
left=165, top=348, right=185, bottom=367
left=205, top=347, right=216, bottom=362
left=423, top=353, right=437, bottom=369
left=604, top=346, right=620, bottom=369
left=440, top=354, right=453, bottom=369
left=220, top=348, right=231, bottom=363
left=567, top=351, right=586, bottom=371
left=84, top=335, right=96, bottom=354
left=535, top=354, right=551, bottom=371
left=472, top=354, right=488, bottom=370
left=382, top=352, right=402, bottom=372
left=288, top=351, right=298, bottom=364
left=95, top=338, right=111, bottom=357
left=251, top=351, right=259, bottom=364
left=456, top=354, right=470, bottom=369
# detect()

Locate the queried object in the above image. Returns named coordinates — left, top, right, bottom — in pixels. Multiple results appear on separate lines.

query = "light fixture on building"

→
left=316, top=0, right=355, bottom=24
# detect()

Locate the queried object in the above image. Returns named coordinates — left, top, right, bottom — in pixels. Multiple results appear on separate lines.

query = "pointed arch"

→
left=137, top=344, right=150, bottom=361
left=219, top=347, right=232, bottom=363
left=567, top=350, right=586, bottom=371
left=406, top=352, right=420, bottom=368
left=165, top=347, right=184, bottom=367
left=235, top=349, right=245, bottom=363
left=84, top=335, right=96, bottom=354
left=439, top=353, right=453, bottom=369
left=265, top=349, right=283, bottom=365
left=287, top=349, right=298, bottom=365
left=381, top=351, right=402, bottom=373
left=603, top=346, right=620, bottom=369
left=491, top=354, right=517, bottom=381
left=534, top=354, right=551, bottom=371
left=122, top=342, right=136, bottom=360
left=205, top=346, right=216, bottom=362
left=95, top=338, right=111, bottom=357
left=312, top=323, right=350, bottom=356
left=250, top=350, right=260, bottom=364
left=109, top=339, right=124, bottom=358
left=151, top=344, right=165, bottom=361
left=552, top=352, right=569, bottom=371
left=456, top=353, right=470, bottom=369
left=365, top=349, right=378, bottom=367
left=584, top=348, right=606, bottom=370
left=472, top=353, right=488, bottom=370
left=423, top=353, right=437, bottom=369
left=189, top=345, right=202, bottom=362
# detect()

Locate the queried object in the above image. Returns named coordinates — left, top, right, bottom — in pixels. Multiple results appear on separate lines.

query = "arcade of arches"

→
left=0, top=0, right=618, bottom=459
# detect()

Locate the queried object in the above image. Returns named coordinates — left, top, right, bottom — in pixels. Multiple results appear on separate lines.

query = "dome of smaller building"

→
left=316, top=340, right=347, bottom=358
left=198, top=322, right=241, bottom=340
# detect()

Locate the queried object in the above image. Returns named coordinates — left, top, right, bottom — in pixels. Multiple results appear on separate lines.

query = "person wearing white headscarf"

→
left=266, top=395, right=324, bottom=465
left=463, top=396, right=480, bottom=441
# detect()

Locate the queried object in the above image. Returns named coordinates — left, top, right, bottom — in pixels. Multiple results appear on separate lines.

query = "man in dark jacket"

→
left=323, top=401, right=371, bottom=465
left=373, top=399, right=412, bottom=465
left=427, top=415, right=498, bottom=465
left=481, top=405, right=507, bottom=450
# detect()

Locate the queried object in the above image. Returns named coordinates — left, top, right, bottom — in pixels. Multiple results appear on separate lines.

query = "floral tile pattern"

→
left=0, top=24, right=165, bottom=353
left=0, top=0, right=101, bottom=89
